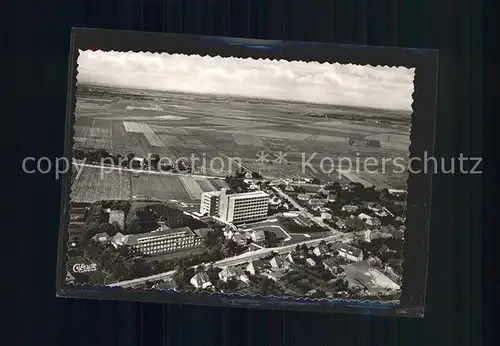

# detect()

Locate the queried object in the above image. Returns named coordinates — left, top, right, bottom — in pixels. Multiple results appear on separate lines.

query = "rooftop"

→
left=228, top=190, right=269, bottom=200
left=91, top=232, right=110, bottom=241
left=220, top=266, right=246, bottom=277
left=334, top=243, right=363, bottom=257
left=123, top=227, right=196, bottom=245
left=192, top=228, right=213, bottom=238
left=191, top=272, right=211, bottom=286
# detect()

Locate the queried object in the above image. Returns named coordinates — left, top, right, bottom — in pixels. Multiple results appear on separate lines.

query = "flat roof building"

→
left=200, top=189, right=269, bottom=224
left=113, top=225, right=203, bottom=256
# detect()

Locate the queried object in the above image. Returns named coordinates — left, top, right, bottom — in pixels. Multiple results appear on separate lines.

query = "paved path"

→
left=270, top=186, right=338, bottom=233
left=73, top=162, right=226, bottom=180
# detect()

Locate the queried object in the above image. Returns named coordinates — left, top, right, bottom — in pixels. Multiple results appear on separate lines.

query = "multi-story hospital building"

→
left=200, top=189, right=269, bottom=224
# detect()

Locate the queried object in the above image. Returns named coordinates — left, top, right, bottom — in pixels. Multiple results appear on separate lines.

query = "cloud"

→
left=77, top=50, right=415, bottom=111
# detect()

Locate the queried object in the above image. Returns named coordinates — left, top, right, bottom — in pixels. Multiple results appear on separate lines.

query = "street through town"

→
left=107, top=232, right=350, bottom=288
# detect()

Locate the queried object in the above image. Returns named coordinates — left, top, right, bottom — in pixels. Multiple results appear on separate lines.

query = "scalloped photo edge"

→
left=56, top=29, right=438, bottom=318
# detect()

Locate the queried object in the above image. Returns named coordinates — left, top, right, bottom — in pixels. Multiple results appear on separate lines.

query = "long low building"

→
left=111, top=225, right=203, bottom=256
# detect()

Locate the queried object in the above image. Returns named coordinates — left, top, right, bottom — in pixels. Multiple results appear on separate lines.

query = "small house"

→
left=335, top=219, right=347, bottom=230
left=246, top=261, right=264, bottom=276
left=108, top=210, right=125, bottom=230
left=297, top=193, right=311, bottom=201
left=306, top=258, right=316, bottom=267
left=285, top=253, right=296, bottom=264
left=190, top=272, right=213, bottom=289
left=321, top=212, right=332, bottom=220
left=269, top=255, right=291, bottom=269
left=322, top=258, right=342, bottom=275
left=111, top=232, right=129, bottom=247
left=250, top=230, right=265, bottom=243
left=262, top=268, right=287, bottom=282
left=366, top=217, right=382, bottom=227
left=91, top=232, right=110, bottom=243
left=308, top=199, right=327, bottom=208
left=358, top=213, right=372, bottom=222
left=232, top=232, right=248, bottom=246
left=335, top=244, right=364, bottom=262
left=342, top=205, right=359, bottom=213
left=218, top=266, right=249, bottom=283
left=313, top=245, right=329, bottom=257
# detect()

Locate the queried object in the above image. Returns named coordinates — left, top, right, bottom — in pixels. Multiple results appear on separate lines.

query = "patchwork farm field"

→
left=130, top=173, right=228, bottom=201
left=71, top=166, right=131, bottom=203
left=74, top=86, right=411, bottom=190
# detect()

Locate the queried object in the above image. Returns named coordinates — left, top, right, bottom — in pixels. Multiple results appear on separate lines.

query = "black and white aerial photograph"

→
left=65, top=49, right=414, bottom=303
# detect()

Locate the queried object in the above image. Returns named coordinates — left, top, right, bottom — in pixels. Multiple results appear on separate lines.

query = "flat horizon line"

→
left=76, top=82, right=413, bottom=115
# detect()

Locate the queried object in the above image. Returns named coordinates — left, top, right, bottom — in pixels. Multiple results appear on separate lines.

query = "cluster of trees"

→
left=203, top=226, right=245, bottom=256
left=84, top=239, right=153, bottom=281
left=85, top=200, right=207, bottom=238
left=73, top=147, right=191, bottom=173
left=279, top=217, right=326, bottom=234
left=378, top=200, right=406, bottom=218
left=224, top=175, right=249, bottom=192
left=344, top=218, right=367, bottom=232
left=294, top=243, right=312, bottom=259
left=83, top=200, right=130, bottom=239
left=253, top=277, right=283, bottom=296
left=263, top=230, right=279, bottom=247
left=171, top=265, right=195, bottom=291
left=268, top=204, right=289, bottom=216
left=127, top=203, right=206, bottom=234
left=351, top=238, right=404, bottom=264
left=73, top=148, right=117, bottom=165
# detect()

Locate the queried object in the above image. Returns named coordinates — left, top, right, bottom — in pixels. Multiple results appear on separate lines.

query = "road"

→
left=270, top=186, right=338, bottom=233
left=107, top=233, right=348, bottom=288
left=72, top=162, right=227, bottom=180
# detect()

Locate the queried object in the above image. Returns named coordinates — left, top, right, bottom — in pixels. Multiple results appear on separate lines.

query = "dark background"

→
left=11, top=0, right=485, bottom=345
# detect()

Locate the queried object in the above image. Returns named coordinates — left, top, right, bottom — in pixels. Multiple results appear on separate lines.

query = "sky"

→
left=77, top=50, right=415, bottom=111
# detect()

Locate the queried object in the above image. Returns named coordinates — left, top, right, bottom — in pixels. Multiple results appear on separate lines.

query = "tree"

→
left=379, top=188, right=391, bottom=200
left=203, top=229, right=224, bottom=250
left=127, top=219, right=143, bottom=234
left=149, top=154, right=160, bottom=171
left=172, top=265, right=195, bottom=290
left=264, top=230, right=277, bottom=247
left=332, top=278, right=349, bottom=292
left=195, top=264, right=206, bottom=273
left=150, top=260, right=165, bottom=274
left=332, top=182, right=341, bottom=192
left=311, top=178, right=321, bottom=185
left=258, top=278, right=274, bottom=295
left=221, top=239, right=238, bottom=257
left=218, top=279, right=239, bottom=292
left=127, top=152, right=135, bottom=164
left=226, top=176, right=248, bottom=192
